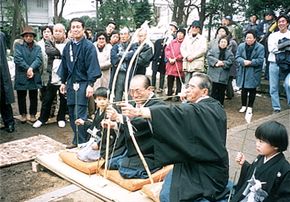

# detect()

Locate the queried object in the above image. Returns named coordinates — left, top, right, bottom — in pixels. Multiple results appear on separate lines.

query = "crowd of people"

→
left=0, top=10, right=290, bottom=202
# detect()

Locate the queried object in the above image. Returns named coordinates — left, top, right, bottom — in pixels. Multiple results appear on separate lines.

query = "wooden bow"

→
left=104, top=25, right=144, bottom=176
left=124, top=21, right=154, bottom=184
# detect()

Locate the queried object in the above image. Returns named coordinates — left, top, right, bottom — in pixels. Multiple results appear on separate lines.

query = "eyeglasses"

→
left=185, top=84, right=195, bottom=90
left=129, top=88, right=146, bottom=95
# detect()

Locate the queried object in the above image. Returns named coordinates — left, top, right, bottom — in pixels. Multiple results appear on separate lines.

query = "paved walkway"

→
left=227, top=109, right=290, bottom=180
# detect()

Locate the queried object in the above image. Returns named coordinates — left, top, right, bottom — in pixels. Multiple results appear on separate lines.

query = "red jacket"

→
left=165, top=39, right=184, bottom=77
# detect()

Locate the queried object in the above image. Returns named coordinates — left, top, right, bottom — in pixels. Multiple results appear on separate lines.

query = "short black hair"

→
left=111, top=30, right=119, bottom=35
left=264, top=10, right=276, bottom=18
left=96, top=31, right=108, bottom=39
left=41, top=25, right=53, bottom=35
left=218, top=35, right=229, bottom=45
left=94, top=87, right=109, bottom=98
left=255, top=121, right=288, bottom=152
left=107, top=21, right=116, bottom=26
left=215, top=26, right=230, bottom=38
left=70, top=18, right=85, bottom=29
left=277, top=14, right=290, bottom=23
left=245, top=29, right=257, bottom=39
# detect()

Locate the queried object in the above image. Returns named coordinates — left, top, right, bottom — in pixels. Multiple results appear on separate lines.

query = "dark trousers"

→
left=167, top=75, right=183, bottom=96
left=38, top=83, right=67, bottom=123
left=241, top=88, right=256, bottom=107
left=39, top=85, right=47, bottom=101
left=68, top=104, right=89, bottom=145
left=17, top=90, right=38, bottom=116
left=0, top=87, right=14, bottom=127
left=114, top=71, right=126, bottom=102
left=152, top=70, right=165, bottom=90
left=226, top=76, right=234, bottom=99
left=211, top=82, right=227, bottom=105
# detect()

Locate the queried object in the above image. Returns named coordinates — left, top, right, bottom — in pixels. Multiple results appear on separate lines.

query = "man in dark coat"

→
left=58, top=18, right=102, bottom=148
left=121, top=73, right=229, bottom=201
left=151, top=37, right=166, bottom=93
left=109, top=27, right=136, bottom=101
left=131, top=28, right=153, bottom=75
left=0, top=32, right=15, bottom=133
left=14, top=26, right=42, bottom=123
left=106, top=75, right=166, bottom=179
left=152, top=22, right=178, bottom=93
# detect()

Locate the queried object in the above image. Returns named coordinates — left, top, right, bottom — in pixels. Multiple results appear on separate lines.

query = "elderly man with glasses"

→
left=105, top=74, right=166, bottom=179
left=120, top=73, right=229, bottom=202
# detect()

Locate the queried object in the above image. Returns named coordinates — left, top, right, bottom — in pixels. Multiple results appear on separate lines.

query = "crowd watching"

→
left=1, top=9, right=290, bottom=202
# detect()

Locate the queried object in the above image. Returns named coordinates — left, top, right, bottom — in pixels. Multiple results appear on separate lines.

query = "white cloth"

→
left=268, top=30, right=290, bottom=62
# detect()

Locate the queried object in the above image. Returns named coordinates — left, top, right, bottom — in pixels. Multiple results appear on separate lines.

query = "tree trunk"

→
left=176, top=0, right=184, bottom=25
left=54, top=0, right=59, bottom=23
left=54, top=0, right=66, bottom=23
left=207, top=14, right=213, bottom=41
left=171, top=0, right=178, bottom=22
left=10, top=0, right=22, bottom=53
left=199, top=0, right=206, bottom=33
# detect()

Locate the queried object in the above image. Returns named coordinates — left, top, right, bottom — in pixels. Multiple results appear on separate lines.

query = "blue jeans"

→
left=269, top=62, right=281, bottom=110
left=159, top=170, right=172, bottom=202
left=159, top=170, right=230, bottom=202
left=284, top=73, right=290, bottom=105
left=118, top=166, right=160, bottom=179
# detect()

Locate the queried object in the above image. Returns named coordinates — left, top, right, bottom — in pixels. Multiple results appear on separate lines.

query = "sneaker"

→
left=20, top=114, right=27, bottom=123
left=239, top=106, right=247, bottom=113
left=246, top=107, right=252, bottom=114
left=30, top=115, right=37, bottom=122
left=33, top=120, right=43, bottom=128
left=58, top=120, right=66, bottom=128
left=273, top=109, right=281, bottom=114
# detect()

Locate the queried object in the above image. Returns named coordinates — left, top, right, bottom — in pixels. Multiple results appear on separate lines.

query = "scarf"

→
left=219, top=47, right=226, bottom=60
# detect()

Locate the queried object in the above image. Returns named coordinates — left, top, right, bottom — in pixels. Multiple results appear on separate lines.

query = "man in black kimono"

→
left=121, top=73, right=229, bottom=201
left=58, top=18, right=102, bottom=148
left=106, top=75, right=166, bottom=179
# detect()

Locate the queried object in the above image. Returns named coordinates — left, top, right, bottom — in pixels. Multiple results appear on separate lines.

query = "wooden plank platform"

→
left=35, top=152, right=153, bottom=202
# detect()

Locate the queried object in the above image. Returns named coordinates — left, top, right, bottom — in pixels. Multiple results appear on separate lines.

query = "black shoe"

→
left=1, top=125, right=15, bottom=133
left=172, top=97, right=180, bottom=102
left=6, top=125, right=15, bottom=133
left=66, top=144, right=77, bottom=149
left=273, top=109, right=281, bottom=114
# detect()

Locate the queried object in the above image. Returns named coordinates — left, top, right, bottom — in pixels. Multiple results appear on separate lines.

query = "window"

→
left=37, top=0, right=43, bottom=8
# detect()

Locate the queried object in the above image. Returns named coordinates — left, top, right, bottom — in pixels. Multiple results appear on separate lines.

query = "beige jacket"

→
left=180, top=33, right=207, bottom=72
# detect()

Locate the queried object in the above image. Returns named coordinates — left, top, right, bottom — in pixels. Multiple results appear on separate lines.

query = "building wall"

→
left=27, top=0, right=54, bottom=25
left=149, top=0, right=173, bottom=26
